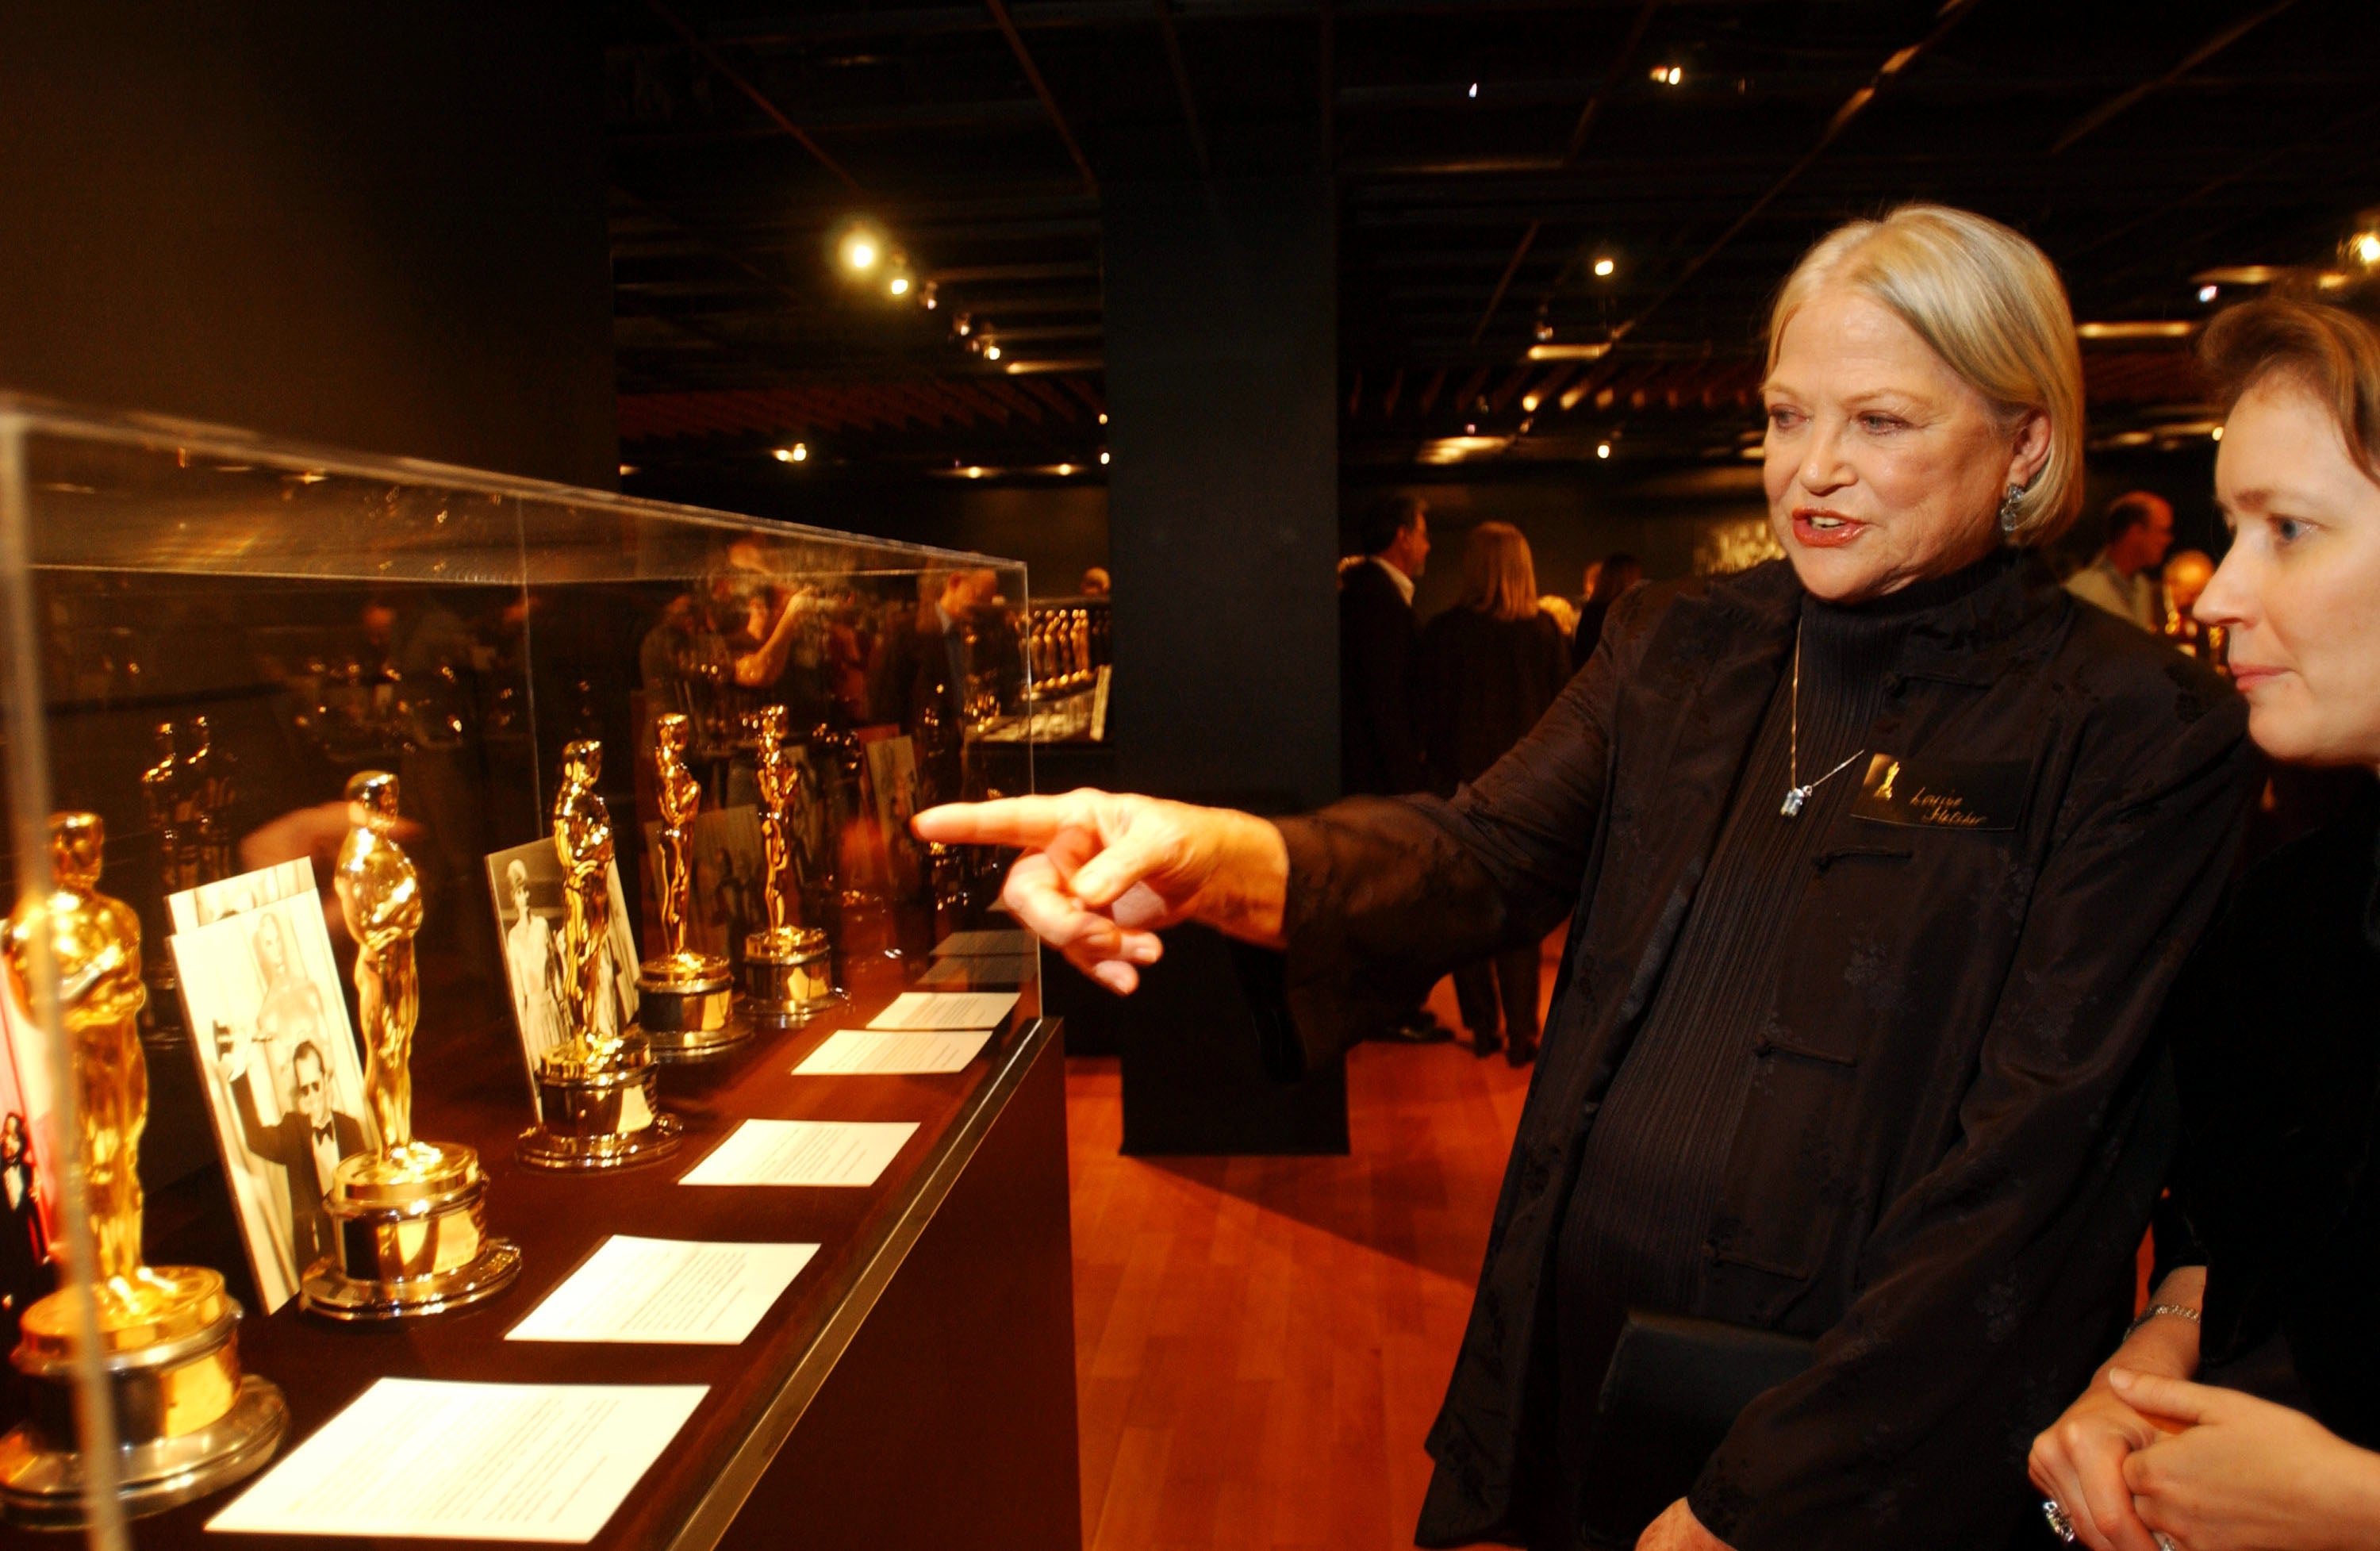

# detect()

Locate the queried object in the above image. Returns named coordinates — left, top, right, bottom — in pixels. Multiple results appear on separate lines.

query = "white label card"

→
left=866, top=990, right=1018, bottom=1031
left=679, top=1119, right=918, bottom=1188
left=205, top=1378, right=705, bottom=1542
left=507, top=1237, right=818, bottom=1346
left=795, top=1027, right=991, bottom=1077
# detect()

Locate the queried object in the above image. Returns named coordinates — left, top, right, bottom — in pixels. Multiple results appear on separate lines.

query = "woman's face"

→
left=2196, top=374, right=2380, bottom=767
left=1762, top=288, right=2049, bottom=603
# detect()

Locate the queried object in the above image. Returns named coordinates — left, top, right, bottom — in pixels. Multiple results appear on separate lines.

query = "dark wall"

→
left=0, top=3, right=616, bottom=487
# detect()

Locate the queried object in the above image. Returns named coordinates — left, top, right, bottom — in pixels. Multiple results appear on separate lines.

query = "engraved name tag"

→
left=1851, top=753, right=2028, bottom=831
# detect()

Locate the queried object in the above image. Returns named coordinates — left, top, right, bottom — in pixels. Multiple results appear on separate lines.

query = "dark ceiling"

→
left=604, top=0, right=2380, bottom=486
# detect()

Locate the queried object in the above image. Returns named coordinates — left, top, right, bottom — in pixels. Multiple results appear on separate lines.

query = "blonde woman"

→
left=919, top=205, right=2256, bottom=1549
left=1420, top=522, right=1571, bottom=1062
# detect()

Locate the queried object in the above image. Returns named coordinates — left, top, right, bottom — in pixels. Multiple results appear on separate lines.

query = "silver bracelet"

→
left=2123, top=1303, right=2202, bottom=1342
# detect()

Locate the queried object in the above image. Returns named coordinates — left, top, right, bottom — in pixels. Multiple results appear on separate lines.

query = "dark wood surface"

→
left=82, top=947, right=1061, bottom=1550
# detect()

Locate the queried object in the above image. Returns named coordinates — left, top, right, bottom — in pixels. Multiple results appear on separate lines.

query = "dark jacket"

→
left=232, top=1068, right=367, bottom=1269
left=1419, top=606, right=1572, bottom=795
left=1341, top=559, right=1425, bottom=796
left=2159, top=778, right=2380, bottom=1447
left=1269, top=555, right=2257, bottom=1550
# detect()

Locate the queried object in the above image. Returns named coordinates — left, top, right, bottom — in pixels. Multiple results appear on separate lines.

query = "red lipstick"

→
left=1791, top=508, right=1864, bottom=548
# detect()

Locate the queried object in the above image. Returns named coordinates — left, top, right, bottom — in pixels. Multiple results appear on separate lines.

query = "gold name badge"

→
left=1852, top=753, right=2029, bottom=832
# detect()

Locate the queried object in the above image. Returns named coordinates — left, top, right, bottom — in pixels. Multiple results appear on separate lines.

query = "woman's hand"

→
left=2110, top=1369, right=2380, bottom=1551
left=912, top=789, right=1288, bottom=993
left=2030, top=1376, right=2171, bottom=1551
left=1636, top=1499, right=1730, bottom=1551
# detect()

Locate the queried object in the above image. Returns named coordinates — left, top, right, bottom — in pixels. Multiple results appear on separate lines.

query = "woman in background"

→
left=2029, top=299, right=2380, bottom=1551
left=1419, top=522, right=1570, bottom=1062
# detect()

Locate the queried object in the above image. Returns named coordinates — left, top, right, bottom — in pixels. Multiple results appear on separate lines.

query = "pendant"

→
left=1779, top=785, right=1810, bottom=818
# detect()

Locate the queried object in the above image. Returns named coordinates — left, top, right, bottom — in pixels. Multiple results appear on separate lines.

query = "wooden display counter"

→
left=106, top=968, right=1080, bottom=1551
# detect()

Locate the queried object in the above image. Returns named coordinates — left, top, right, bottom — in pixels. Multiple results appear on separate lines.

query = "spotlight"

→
left=1097, top=412, right=1108, bottom=424
left=2212, top=426, right=2224, bottom=442
left=773, top=443, right=809, bottom=463
left=954, top=312, right=973, bottom=338
left=1595, top=442, right=1611, bottom=459
left=1057, top=463, right=1074, bottom=476
left=985, top=344, right=1002, bottom=361
left=2198, top=284, right=2219, bottom=303
left=1522, top=394, right=1541, bottom=412
left=921, top=281, right=939, bottom=309
left=839, top=231, right=881, bottom=272
left=1099, top=451, right=1111, bottom=465
left=1594, top=257, right=1616, bottom=278
left=889, top=275, right=911, bottom=297
left=1468, top=82, right=1479, bottom=99
left=618, top=463, right=637, bottom=478
left=1650, top=65, right=1683, bottom=86
left=2355, top=232, right=2380, bottom=267
left=1465, top=422, right=1477, bottom=434
left=1535, top=318, right=1555, bottom=343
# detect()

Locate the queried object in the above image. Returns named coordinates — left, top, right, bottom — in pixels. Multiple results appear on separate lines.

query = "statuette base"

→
left=518, top=1041, right=682, bottom=1171
left=637, top=954, right=745, bottom=1062
left=739, top=927, right=841, bottom=1029
left=301, top=1144, right=522, bottom=1320
left=0, top=1275, right=286, bottom=1526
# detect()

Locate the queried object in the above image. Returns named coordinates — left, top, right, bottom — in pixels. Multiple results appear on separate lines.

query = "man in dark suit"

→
left=227, top=1035, right=367, bottom=1273
left=1340, top=495, right=1447, bottom=1042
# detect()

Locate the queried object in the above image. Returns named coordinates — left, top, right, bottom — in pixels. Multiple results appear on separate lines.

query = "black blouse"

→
left=2161, top=777, right=2380, bottom=1448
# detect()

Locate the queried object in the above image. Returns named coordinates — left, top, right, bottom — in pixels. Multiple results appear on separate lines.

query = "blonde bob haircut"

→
left=1458, top=521, right=1541, bottom=622
left=1764, top=203, right=2086, bottom=544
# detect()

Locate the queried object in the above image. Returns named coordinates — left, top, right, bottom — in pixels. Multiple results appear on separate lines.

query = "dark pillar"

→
left=1099, top=132, right=1349, bottom=1154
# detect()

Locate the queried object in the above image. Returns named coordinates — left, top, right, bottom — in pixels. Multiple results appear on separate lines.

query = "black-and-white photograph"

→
left=485, top=837, right=641, bottom=1087
left=641, top=804, right=767, bottom=967
left=171, top=895, right=378, bottom=1314
left=166, top=857, right=314, bottom=935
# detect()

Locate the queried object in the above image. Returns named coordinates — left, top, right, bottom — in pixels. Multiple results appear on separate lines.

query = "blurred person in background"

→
left=2030, top=298, right=2380, bottom=1551
left=2159, top=548, right=2227, bottom=670
left=1341, top=493, right=1447, bottom=1044
left=2067, top=491, right=2175, bottom=630
left=1575, top=551, right=1644, bottom=669
left=1420, top=522, right=1571, bottom=1064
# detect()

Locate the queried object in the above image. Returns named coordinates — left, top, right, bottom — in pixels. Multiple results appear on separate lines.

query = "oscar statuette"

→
left=517, top=740, right=683, bottom=1170
left=0, top=815, right=286, bottom=1526
left=301, top=772, right=521, bottom=1319
left=739, top=706, right=838, bottom=1027
left=634, top=714, right=741, bottom=1061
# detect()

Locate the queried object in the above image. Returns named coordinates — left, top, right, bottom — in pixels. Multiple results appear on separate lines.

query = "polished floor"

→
left=1066, top=969, right=1544, bottom=1551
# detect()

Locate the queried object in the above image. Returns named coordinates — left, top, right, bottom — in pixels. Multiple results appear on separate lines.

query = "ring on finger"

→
left=2040, top=1499, right=2077, bottom=1544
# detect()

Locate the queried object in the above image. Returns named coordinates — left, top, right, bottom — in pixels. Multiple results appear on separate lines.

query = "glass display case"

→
left=0, top=397, right=1075, bottom=1548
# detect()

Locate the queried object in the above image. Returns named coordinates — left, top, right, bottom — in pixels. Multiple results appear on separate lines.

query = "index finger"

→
left=2107, top=1371, right=2217, bottom=1427
left=913, top=793, right=1092, bottom=848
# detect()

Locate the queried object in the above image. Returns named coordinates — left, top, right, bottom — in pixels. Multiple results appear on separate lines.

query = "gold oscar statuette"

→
left=301, top=772, right=522, bottom=1319
left=518, top=740, right=683, bottom=1170
left=739, top=705, right=837, bottom=1027
left=0, top=814, right=287, bottom=1526
left=632, top=714, right=742, bottom=1060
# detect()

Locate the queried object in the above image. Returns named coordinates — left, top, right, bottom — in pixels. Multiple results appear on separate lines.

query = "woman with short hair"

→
left=922, top=205, right=2258, bottom=1550
left=1419, top=520, right=1572, bottom=1062
left=2030, top=298, right=2380, bottom=1551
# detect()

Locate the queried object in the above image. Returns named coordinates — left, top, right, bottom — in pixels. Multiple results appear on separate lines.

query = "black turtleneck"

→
left=1553, top=551, right=2019, bottom=1513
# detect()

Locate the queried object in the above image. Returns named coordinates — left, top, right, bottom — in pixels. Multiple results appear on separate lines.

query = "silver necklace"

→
left=1781, top=620, right=1866, bottom=818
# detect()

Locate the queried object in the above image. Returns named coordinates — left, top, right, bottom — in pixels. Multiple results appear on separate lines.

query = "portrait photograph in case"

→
left=484, top=837, right=641, bottom=1089
left=170, top=889, right=379, bottom=1313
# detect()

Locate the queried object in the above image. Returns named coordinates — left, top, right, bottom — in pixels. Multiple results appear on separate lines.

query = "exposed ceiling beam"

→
left=1154, top=2, right=1215, bottom=180
left=641, top=0, right=862, bottom=192
left=2050, top=0, right=2297, bottom=156
left=1610, top=0, right=1985, bottom=345
left=986, top=0, right=1101, bottom=197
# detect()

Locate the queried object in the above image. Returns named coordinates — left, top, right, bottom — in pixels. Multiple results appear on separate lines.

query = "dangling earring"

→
left=1998, top=482, right=2024, bottom=535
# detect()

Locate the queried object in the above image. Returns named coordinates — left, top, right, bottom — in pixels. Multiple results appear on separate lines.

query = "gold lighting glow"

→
left=1527, top=343, right=1612, bottom=362
left=889, top=275, right=911, bottom=296
left=1593, top=257, right=1616, bottom=278
left=773, top=444, right=808, bottom=463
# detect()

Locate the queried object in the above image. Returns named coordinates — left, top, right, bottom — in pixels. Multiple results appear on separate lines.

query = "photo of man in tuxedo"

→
left=223, top=1034, right=366, bottom=1273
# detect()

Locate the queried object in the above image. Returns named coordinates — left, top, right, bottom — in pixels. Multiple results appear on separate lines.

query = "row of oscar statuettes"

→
left=0, top=734, right=930, bottom=1332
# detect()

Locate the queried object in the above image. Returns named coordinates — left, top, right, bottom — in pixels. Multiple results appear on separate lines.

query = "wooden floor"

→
left=1065, top=969, right=1542, bottom=1551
